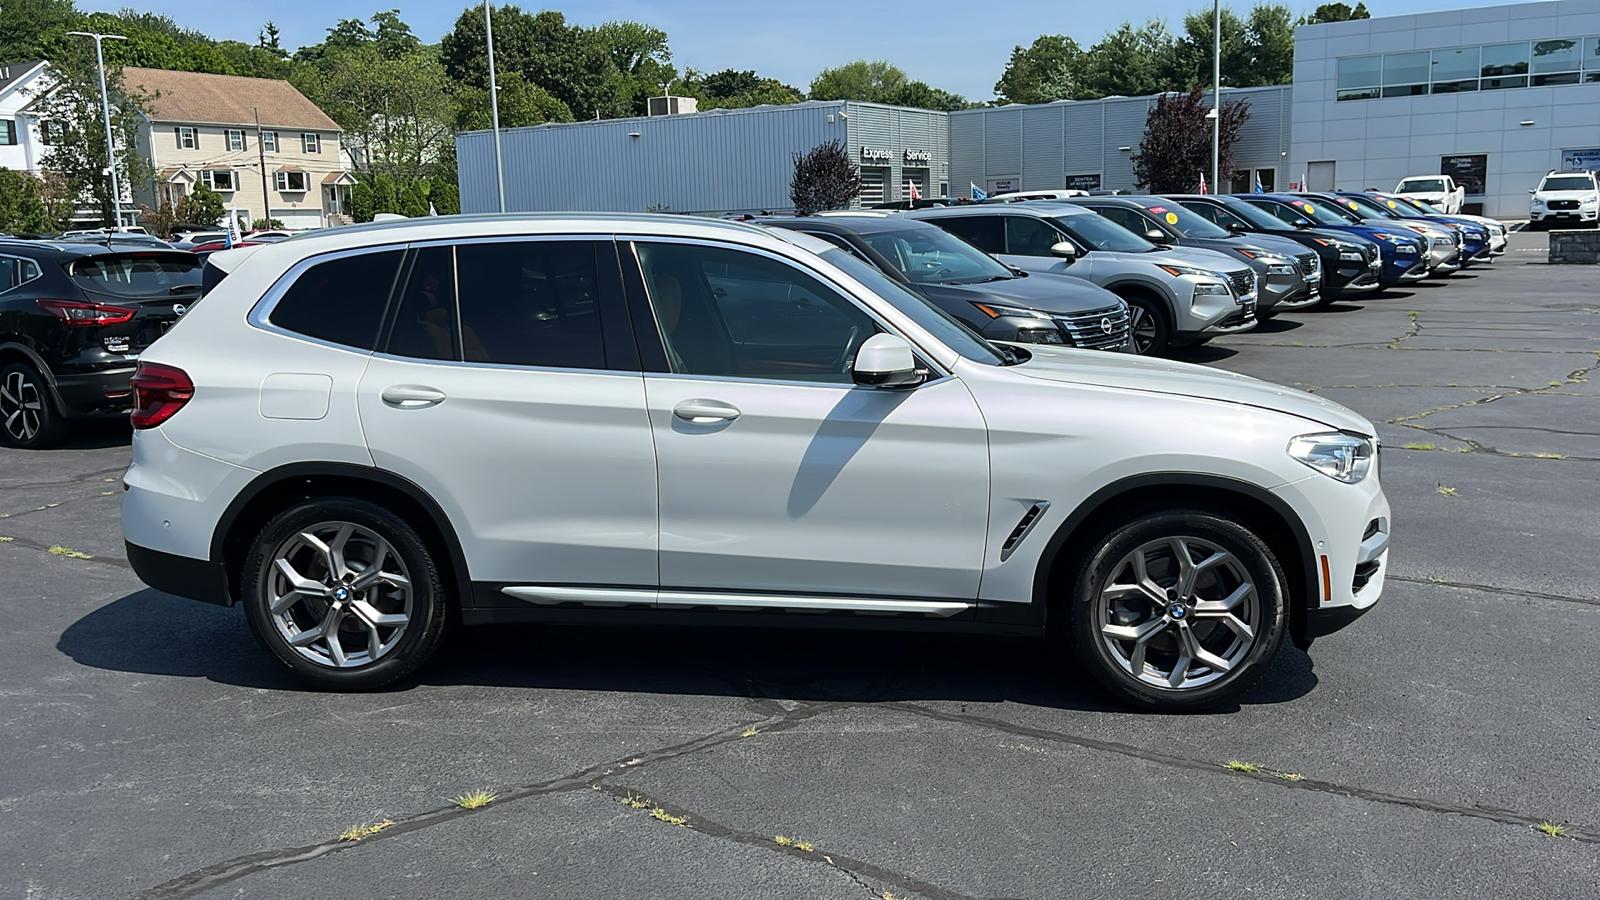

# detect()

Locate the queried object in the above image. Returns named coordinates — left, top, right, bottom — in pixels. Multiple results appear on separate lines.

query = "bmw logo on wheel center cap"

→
left=1169, top=603, right=1187, bottom=619
left=333, top=587, right=350, bottom=601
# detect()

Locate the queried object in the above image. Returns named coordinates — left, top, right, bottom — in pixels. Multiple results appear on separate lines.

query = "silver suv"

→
left=122, top=213, right=1389, bottom=711
left=907, top=203, right=1257, bottom=356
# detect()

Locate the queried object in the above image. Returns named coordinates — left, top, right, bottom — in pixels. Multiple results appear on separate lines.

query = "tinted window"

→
left=69, top=253, right=201, bottom=299
left=1094, top=206, right=1154, bottom=237
left=1004, top=216, right=1066, bottom=256
left=636, top=242, right=877, bottom=383
left=819, top=248, right=1005, bottom=367
left=386, top=246, right=461, bottom=361
left=271, top=250, right=403, bottom=350
left=1051, top=213, right=1155, bottom=253
left=855, top=226, right=1013, bottom=285
left=932, top=215, right=1003, bottom=254
left=455, top=241, right=605, bottom=369
left=1144, top=202, right=1230, bottom=239
left=0, top=255, right=41, bottom=292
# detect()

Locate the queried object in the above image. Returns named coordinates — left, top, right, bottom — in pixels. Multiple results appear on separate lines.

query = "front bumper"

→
left=1272, top=464, right=1391, bottom=639
left=1530, top=209, right=1599, bottom=225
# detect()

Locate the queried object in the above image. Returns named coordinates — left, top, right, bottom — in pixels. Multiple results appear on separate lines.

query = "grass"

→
left=740, top=726, right=761, bottom=738
left=1275, top=772, right=1305, bottom=782
left=337, top=820, right=394, bottom=842
left=649, top=808, right=687, bottom=826
left=617, top=793, right=649, bottom=810
left=47, top=545, right=92, bottom=559
left=450, top=790, right=496, bottom=810
left=773, top=835, right=815, bottom=851
left=1224, top=760, right=1264, bottom=773
left=1530, top=452, right=1567, bottom=459
left=1401, top=442, right=1436, bottom=451
left=1535, top=821, right=1571, bottom=838
left=773, top=835, right=794, bottom=846
left=1436, top=484, right=1458, bottom=496
left=0, top=536, right=12, bottom=542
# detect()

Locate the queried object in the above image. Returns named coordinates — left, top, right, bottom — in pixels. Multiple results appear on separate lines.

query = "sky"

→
left=80, top=0, right=1501, bottom=100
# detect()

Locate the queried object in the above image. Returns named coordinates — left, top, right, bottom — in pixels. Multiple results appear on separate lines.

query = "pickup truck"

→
left=1394, top=175, right=1465, bottom=214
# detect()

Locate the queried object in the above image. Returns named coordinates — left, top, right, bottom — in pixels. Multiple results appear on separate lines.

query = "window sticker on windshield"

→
left=1302, top=203, right=1316, bottom=214
left=1148, top=206, right=1168, bottom=213
left=1386, top=200, right=1397, bottom=208
left=1164, top=212, right=1179, bottom=225
left=1346, top=201, right=1360, bottom=209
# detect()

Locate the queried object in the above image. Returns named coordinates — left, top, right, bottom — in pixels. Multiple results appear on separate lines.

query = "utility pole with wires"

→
left=66, top=30, right=128, bottom=228
left=1211, top=0, right=1221, bottom=196
left=255, top=108, right=269, bottom=228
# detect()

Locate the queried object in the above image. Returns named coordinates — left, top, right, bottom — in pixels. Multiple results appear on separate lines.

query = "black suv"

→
left=0, top=240, right=199, bottom=448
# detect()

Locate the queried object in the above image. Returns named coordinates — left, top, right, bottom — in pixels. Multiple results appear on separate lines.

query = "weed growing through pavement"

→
left=47, top=545, right=91, bottom=558
left=1436, top=484, right=1457, bottom=496
left=1535, top=821, right=1571, bottom=838
left=773, top=835, right=794, bottom=846
left=1531, top=452, right=1567, bottom=459
left=1224, top=761, right=1264, bottom=773
left=451, top=790, right=496, bottom=810
left=1276, top=772, right=1305, bottom=782
left=740, top=726, right=760, bottom=737
left=337, top=820, right=394, bottom=842
left=0, top=536, right=12, bottom=542
left=649, top=808, right=687, bottom=826
left=617, top=793, right=649, bottom=810
left=1402, top=443, right=1435, bottom=451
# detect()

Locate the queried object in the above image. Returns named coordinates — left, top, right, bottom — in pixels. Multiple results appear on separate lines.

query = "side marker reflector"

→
left=1320, top=555, right=1332, bottom=604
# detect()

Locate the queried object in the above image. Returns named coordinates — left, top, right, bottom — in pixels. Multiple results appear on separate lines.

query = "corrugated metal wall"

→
left=946, top=85, right=1293, bottom=194
left=457, top=101, right=948, bottom=215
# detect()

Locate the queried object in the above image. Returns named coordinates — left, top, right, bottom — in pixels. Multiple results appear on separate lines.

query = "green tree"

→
left=177, top=186, right=225, bottom=227
left=593, top=20, right=676, bottom=116
left=1080, top=20, right=1174, bottom=98
left=293, top=42, right=457, bottom=183
left=0, top=168, right=59, bottom=233
left=994, top=35, right=1086, bottom=104
left=0, top=0, right=78, bottom=62
left=452, top=71, right=572, bottom=130
left=1131, top=85, right=1251, bottom=193
left=1302, top=2, right=1371, bottom=24
left=808, top=60, right=908, bottom=102
left=679, top=68, right=804, bottom=110
left=33, top=51, right=153, bottom=227
left=1242, top=4, right=1296, bottom=85
left=790, top=139, right=860, bottom=216
left=441, top=6, right=629, bottom=121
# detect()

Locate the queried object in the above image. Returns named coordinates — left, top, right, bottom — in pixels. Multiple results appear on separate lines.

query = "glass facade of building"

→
left=1338, top=36, right=1600, bottom=99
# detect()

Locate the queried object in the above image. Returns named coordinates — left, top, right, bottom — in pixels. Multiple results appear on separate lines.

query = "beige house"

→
left=126, top=67, right=355, bottom=230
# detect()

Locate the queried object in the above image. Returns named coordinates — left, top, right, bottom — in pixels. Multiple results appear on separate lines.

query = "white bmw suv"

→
left=122, top=214, right=1389, bottom=711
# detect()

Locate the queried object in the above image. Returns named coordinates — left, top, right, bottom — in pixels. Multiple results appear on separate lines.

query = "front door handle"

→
left=380, top=385, right=447, bottom=409
left=673, top=398, right=741, bottom=423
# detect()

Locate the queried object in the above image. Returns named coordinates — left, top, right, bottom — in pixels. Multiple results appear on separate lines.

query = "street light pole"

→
left=67, top=31, right=128, bottom=228
left=484, top=0, right=505, bottom=213
left=1211, top=0, right=1221, bottom=196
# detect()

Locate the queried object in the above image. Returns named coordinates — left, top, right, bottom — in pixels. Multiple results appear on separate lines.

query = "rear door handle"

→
left=673, top=399, right=741, bottom=423
left=380, top=385, right=447, bottom=409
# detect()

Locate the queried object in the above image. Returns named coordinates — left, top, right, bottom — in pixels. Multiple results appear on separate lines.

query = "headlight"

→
left=1157, top=263, right=1218, bottom=278
left=1192, top=282, right=1232, bottom=296
left=1288, top=432, right=1375, bottom=483
left=1582, top=198, right=1599, bottom=208
left=1531, top=199, right=1546, bottom=208
left=1267, top=263, right=1296, bottom=275
left=972, top=302, right=1051, bottom=320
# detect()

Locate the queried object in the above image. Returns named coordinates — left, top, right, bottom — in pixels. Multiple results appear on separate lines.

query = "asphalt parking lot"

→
left=3, top=228, right=1597, bottom=900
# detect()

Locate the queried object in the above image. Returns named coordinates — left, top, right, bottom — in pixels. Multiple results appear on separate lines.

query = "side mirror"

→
left=1049, top=241, right=1078, bottom=261
left=1294, top=219, right=1315, bottom=229
left=1145, top=229, right=1166, bottom=242
left=852, top=333, right=921, bottom=388
left=1528, top=189, right=1536, bottom=194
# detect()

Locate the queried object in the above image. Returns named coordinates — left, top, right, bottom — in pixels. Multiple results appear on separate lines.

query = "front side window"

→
left=262, top=131, right=278, bottom=152
left=269, top=250, right=404, bottom=350
left=303, top=133, right=320, bottom=153
left=455, top=241, right=605, bottom=369
left=930, top=215, right=1003, bottom=254
left=636, top=242, right=877, bottom=382
left=226, top=129, right=244, bottom=151
left=1003, top=216, right=1069, bottom=256
left=1093, top=206, right=1158, bottom=239
left=819, top=248, right=1005, bottom=366
left=1051, top=213, right=1155, bottom=253
left=855, top=226, right=1013, bottom=285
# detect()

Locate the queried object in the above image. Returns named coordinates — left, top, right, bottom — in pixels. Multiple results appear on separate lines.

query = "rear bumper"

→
left=126, top=541, right=233, bottom=606
left=51, top=366, right=138, bottom=417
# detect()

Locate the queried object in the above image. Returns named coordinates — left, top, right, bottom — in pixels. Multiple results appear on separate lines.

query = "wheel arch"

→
left=1102, top=279, right=1176, bottom=321
left=0, top=341, right=57, bottom=385
left=211, top=462, right=472, bottom=611
left=1032, top=473, right=1317, bottom=646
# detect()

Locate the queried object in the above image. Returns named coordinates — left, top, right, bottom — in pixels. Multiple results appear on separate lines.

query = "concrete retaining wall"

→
left=1549, top=231, right=1600, bottom=265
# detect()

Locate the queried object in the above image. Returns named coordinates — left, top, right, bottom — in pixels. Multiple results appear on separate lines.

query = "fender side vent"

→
left=1000, top=501, right=1050, bottom=562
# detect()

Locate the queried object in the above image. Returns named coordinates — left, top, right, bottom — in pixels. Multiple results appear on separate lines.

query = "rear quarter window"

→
left=268, top=249, right=404, bottom=350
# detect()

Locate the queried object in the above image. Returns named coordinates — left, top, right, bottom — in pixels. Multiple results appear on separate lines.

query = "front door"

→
left=356, top=239, right=658, bottom=591
left=626, top=239, right=990, bottom=601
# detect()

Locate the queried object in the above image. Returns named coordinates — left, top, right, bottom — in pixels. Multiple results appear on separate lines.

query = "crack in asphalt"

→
left=0, top=534, right=129, bottom=568
left=0, top=466, right=125, bottom=492
left=882, top=702, right=1600, bottom=844
left=1385, top=356, right=1600, bottom=459
left=590, top=784, right=971, bottom=900
left=130, top=700, right=848, bottom=899
left=1391, top=574, right=1600, bottom=608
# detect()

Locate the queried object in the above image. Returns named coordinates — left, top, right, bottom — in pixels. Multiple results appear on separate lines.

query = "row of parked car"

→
left=756, top=189, right=1504, bottom=358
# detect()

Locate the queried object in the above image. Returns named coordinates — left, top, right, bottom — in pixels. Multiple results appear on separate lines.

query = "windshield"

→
left=1396, top=197, right=1443, bottom=215
left=1282, top=198, right=1361, bottom=226
left=1336, top=194, right=1399, bottom=218
left=1140, top=202, right=1231, bottom=239
left=817, top=247, right=1007, bottom=366
left=1540, top=175, right=1595, bottom=192
left=857, top=227, right=1015, bottom=285
left=1049, top=213, right=1155, bottom=253
left=68, top=253, right=201, bottom=299
left=1398, top=178, right=1447, bottom=193
left=1210, top=199, right=1287, bottom=230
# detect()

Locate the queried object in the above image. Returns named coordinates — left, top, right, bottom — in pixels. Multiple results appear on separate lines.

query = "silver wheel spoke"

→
left=1102, top=616, right=1168, bottom=644
left=1196, top=582, right=1253, bottom=614
left=325, top=523, right=356, bottom=581
left=1129, top=551, right=1168, bottom=605
left=266, top=520, right=414, bottom=670
left=351, top=599, right=407, bottom=628
left=1177, top=621, right=1233, bottom=675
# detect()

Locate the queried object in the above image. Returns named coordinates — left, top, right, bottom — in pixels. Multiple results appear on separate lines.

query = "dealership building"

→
left=458, top=0, right=1600, bottom=220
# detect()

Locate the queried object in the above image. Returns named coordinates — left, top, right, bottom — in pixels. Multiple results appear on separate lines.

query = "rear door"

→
left=356, top=238, right=658, bottom=594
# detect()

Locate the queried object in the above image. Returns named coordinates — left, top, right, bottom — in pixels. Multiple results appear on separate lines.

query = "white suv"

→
left=1528, top=171, right=1600, bottom=229
left=122, top=214, right=1390, bottom=711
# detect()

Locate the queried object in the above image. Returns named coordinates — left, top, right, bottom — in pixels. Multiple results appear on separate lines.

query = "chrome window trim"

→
left=0, top=254, right=43, bottom=296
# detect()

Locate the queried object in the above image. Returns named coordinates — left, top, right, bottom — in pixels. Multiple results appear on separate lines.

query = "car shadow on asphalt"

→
left=58, top=418, right=134, bottom=450
left=1249, top=317, right=1304, bottom=334
left=58, top=589, right=1319, bottom=714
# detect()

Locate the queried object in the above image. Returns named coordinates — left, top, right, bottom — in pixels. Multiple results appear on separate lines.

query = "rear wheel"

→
left=0, top=362, right=67, bottom=449
left=242, top=498, right=451, bottom=690
left=1120, top=295, right=1170, bottom=356
left=1066, top=510, right=1288, bottom=712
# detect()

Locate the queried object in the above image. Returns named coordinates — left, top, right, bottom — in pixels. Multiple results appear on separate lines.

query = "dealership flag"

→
left=1198, top=173, right=1208, bottom=195
left=224, top=208, right=241, bottom=248
left=909, top=181, right=921, bottom=201
left=971, top=182, right=987, bottom=201
left=1254, top=175, right=1264, bottom=193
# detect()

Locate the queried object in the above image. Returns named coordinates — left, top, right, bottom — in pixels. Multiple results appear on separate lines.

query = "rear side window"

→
left=454, top=241, right=606, bottom=369
left=385, top=246, right=460, bottom=361
left=0, top=255, right=42, bottom=293
left=68, top=253, right=200, bottom=299
left=270, top=250, right=403, bottom=350
left=933, top=216, right=1003, bottom=254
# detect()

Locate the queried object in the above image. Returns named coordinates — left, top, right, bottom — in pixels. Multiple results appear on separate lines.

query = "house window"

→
left=302, top=133, right=319, bottom=154
left=0, top=120, right=15, bottom=146
left=178, top=126, right=196, bottom=149
left=262, top=131, right=278, bottom=152
left=275, top=171, right=309, bottom=192
left=202, top=169, right=237, bottom=191
left=227, top=129, right=245, bottom=151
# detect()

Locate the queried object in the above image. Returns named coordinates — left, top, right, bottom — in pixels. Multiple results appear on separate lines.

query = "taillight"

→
left=37, top=299, right=137, bottom=326
left=130, top=362, right=194, bottom=429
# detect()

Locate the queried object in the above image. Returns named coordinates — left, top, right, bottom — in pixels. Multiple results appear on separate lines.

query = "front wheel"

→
left=1067, top=510, right=1288, bottom=712
left=1121, top=296, right=1170, bottom=356
left=242, top=498, right=451, bottom=690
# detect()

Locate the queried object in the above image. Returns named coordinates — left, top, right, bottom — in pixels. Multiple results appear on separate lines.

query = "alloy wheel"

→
left=265, top=521, right=414, bottom=669
left=1094, top=535, right=1260, bottom=691
left=1, top=369, right=45, bottom=443
left=1128, top=306, right=1157, bottom=355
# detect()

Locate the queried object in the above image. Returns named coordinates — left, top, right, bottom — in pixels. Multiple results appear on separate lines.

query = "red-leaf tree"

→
left=1131, top=86, right=1251, bottom=194
left=790, top=140, right=862, bottom=216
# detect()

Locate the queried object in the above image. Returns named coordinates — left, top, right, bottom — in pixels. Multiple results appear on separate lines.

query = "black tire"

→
left=0, top=361, right=68, bottom=449
left=1121, top=294, right=1171, bottom=356
left=242, top=497, right=451, bottom=690
left=1065, top=509, right=1288, bottom=712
